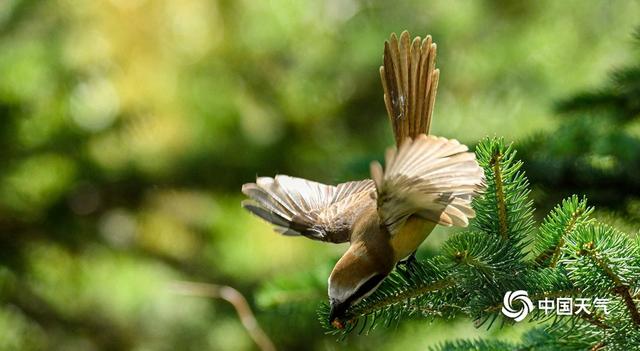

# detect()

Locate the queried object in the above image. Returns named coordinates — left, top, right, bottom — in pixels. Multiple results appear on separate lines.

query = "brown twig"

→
left=169, top=281, right=276, bottom=351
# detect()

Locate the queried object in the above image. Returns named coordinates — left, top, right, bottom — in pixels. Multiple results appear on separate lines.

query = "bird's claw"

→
left=398, top=251, right=418, bottom=271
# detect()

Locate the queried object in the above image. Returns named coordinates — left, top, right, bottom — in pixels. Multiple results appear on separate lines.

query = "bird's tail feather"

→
left=380, top=31, right=439, bottom=146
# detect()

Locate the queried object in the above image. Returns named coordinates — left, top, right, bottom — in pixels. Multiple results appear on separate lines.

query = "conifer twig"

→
left=548, top=208, right=585, bottom=267
left=580, top=245, right=640, bottom=326
left=490, top=151, right=509, bottom=240
left=169, top=281, right=276, bottom=351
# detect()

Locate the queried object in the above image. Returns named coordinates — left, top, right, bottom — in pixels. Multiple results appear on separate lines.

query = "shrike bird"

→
left=241, top=31, right=485, bottom=328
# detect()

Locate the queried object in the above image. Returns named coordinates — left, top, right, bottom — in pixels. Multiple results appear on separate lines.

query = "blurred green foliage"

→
left=521, top=28, right=640, bottom=225
left=0, top=0, right=639, bottom=350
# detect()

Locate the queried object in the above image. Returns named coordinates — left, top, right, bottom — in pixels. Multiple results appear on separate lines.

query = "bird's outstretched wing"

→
left=370, top=135, right=485, bottom=235
left=242, top=176, right=375, bottom=243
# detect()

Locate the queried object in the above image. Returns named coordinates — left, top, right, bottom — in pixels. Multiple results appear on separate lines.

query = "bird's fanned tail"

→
left=380, top=31, right=439, bottom=146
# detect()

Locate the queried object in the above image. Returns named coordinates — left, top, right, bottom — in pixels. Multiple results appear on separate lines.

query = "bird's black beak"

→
left=329, top=299, right=347, bottom=329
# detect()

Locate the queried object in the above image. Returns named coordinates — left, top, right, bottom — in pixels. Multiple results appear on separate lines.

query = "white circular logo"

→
left=501, top=290, right=534, bottom=322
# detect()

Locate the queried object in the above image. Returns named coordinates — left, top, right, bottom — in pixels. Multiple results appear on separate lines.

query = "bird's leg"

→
left=397, top=250, right=418, bottom=268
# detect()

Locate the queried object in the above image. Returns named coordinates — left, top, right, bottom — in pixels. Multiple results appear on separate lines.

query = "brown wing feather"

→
left=242, top=176, right=375, bottom=243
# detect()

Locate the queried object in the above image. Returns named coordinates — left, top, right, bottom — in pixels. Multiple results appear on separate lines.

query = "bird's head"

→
left=327, top=244, right=391, bottom=328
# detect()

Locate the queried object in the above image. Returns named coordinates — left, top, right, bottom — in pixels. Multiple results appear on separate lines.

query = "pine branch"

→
left=534, top=195, right=593, bottom=267
left=473, top=138, right=535, bottom=244
left=579, top=245, right=640, bottom=326
left=491, top=150, right=509, bottom=240
left=443, top=231, right=526, bottom=282
left=562, top=223, right=640, bottom=326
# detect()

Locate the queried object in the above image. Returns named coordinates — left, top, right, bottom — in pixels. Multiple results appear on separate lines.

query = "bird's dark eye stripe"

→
left=346, top=274, right=386, bottom=305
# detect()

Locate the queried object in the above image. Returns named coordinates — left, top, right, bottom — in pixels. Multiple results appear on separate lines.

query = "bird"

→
left=241, top=31, right=485, bottom=328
